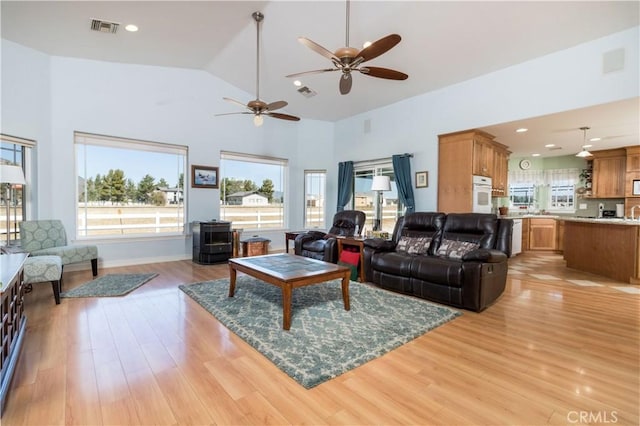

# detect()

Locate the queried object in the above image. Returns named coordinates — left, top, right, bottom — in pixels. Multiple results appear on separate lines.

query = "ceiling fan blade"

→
left=223, top=97, right=249, bottom=109
left=298, top=37, right=339, bottom=61
left=339, top=73, right=352, bottom=95
left=359, top=66, right=408, bottom=80
left=267, top=112, right=301, bottom=121
left=214, top=112, right=253, bottom=117
left=357, top=34, right=401, bottom=63
left=266, top=100, right=287, bottom=111
left=286, top=68, right=338, bottom=78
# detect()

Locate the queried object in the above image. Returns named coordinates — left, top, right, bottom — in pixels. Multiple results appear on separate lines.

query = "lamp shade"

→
left=575, top=149, right=592, bottom=158
left=0, top=164, right=26, bottom=184
left=371, top=175, right=391, bottom=192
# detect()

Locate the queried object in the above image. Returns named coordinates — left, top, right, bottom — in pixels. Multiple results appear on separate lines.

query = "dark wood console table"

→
left=0, top=253, right=28, bottom=416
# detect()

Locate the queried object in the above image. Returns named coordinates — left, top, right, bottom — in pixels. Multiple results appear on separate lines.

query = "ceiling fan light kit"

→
left=286, top=0, right=408, bottom=95
left=216, top=12, right=300, bottom=126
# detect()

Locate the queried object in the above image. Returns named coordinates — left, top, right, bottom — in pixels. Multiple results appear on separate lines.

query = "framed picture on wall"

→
left=633, top=179, right=640, bottom=196
left=415, top=171, right=428, bottom=188
left=191, top=165, right=219, bottom=189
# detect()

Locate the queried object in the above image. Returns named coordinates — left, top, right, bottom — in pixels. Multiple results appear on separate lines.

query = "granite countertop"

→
left=504, top=215, right=640, bottom=225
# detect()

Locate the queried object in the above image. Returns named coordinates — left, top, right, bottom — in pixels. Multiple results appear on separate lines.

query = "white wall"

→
left=1, top=40, right=51, bottom=217
left=2, top=44, right=335, bottom=266
left=2, top=25, right=637, bottom=266
left=334, top=26, right=639, bottom=212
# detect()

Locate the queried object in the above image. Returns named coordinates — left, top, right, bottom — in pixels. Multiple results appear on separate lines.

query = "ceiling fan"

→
left=286, top=0, right=408, bottom=95
left=216, top=12, right=299, bottom=126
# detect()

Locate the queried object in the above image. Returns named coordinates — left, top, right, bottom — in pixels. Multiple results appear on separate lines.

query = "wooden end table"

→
left=284, top=231, right=305, bottom=253
left=336, top=237, right=365, bottom=282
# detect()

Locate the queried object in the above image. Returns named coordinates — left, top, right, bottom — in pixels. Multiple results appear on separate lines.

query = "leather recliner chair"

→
left=294, top=210, right=366, bottom=263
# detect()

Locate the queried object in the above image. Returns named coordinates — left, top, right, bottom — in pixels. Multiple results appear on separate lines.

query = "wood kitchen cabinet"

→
left=528, top=218, right=557, bottom=251
left=492, top=144, right=510, bottom=197
left=591, top=148, right=626, bottom=198
left=438, top=129, right=510, bottom=212
left=556, top=220, right=565, bottom=253
left=522, top=218, right=530, bottom=250
left=472, top=136, right=494, bottom=177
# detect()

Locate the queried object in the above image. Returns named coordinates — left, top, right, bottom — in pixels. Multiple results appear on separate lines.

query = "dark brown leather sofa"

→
left=363, top=212, right=513, bottom=312
left=295, top=210, right=366, bottom=263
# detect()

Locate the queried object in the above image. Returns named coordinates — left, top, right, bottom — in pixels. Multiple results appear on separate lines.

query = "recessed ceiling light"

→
left=363, top=41, right=372, bottom=48
left=589, top=137, right=601, bottom=141
left=125, top=24, right=138, bottom=32
left=582, top=144, right=593, bottom=148
left=293, top=80, right=302, bottom=87
left=544, top=144, right=555, bottom=148
left=532, top=153, right=540, bottom=157
left=516, top=128, right=528, bottom=133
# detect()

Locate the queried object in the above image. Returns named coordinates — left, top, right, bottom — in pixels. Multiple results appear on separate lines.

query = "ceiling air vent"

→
left=297, top=86, right=317, bottom=98
left=90, top=19, right=120, bottom=34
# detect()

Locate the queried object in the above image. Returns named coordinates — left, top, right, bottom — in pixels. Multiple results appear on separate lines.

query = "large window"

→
left=1, top=134, right=34, bottom=243
left=304, top=170, right=326, bottom=229
left=508, top=168, right=578, bottom=213
left=75, top=132, right=187, bottom=238
left=220, top=151, right=287, bottom=230
left=353, top=161, right=403, bottom=234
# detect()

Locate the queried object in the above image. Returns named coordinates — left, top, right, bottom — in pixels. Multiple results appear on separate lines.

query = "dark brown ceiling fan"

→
left=217, top=12, right=299, bottom=126
left=286, top=0, right=408, bottom=95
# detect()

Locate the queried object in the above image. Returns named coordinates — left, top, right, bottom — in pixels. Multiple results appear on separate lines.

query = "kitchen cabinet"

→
left=528, top=218, right=557, bottom=250
left=492, top=144, right=510, bottom=197
left=438, top=129, right=510, bottom=212
left=522, top=218, right=530, bottom=250
left=556, top=220, right=565, bottom=253
left=591, top=148, right=626, bottom=198
left=472, top=136, right=494, bottom=177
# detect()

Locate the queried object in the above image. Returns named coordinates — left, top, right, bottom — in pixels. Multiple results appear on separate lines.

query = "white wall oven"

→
left=472, top=175, right=492, bottom=213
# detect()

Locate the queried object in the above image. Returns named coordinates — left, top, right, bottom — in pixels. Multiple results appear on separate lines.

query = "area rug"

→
left=179, top=276, right=461, bottom=388
left=61, top=273, right=158, bottom=298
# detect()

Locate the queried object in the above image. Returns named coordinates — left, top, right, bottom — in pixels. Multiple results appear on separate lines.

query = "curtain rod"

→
left=365, top=153, right=413, bottom=163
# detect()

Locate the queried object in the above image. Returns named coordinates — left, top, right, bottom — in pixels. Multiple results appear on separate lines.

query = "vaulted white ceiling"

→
left=2, top=1, right=638, bottom=157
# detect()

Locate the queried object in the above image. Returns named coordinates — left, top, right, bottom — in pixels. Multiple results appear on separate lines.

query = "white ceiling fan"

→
left=216, top=12, right=300, bottom=126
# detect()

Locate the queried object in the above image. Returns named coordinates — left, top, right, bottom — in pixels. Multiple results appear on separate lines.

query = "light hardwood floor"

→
left=3, top=252, right=639, bottom=425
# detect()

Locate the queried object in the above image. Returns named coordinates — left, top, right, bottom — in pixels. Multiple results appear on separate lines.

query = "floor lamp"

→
left=0, top=164, right=26, bottom=246
left=371, top=175, right=391, bottom=231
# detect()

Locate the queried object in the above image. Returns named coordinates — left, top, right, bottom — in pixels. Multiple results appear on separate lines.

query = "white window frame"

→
left=74, top=132, right=187, bottom=239
left=304, top=170, right=326, bottom=229
left=220, top=151, right=288, bottom=231
left=1, top=134, right=35, bottom=242
left=353, top=159, right=404, bottom=234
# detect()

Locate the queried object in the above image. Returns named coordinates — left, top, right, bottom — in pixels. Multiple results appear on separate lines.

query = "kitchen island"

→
left=562, top=218, right=640, bottom=284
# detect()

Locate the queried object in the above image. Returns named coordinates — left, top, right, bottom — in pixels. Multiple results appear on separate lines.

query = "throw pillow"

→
left=396, top=236, right=432, bottom=255
left=436, top=239, right=479, bottom=259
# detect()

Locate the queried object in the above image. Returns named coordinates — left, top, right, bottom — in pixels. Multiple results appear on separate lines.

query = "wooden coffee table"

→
left=228, top=253, right=351, bottom=330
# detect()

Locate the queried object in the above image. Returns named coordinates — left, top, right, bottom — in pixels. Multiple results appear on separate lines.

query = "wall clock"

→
left=519, top=159, right=532, bottom=170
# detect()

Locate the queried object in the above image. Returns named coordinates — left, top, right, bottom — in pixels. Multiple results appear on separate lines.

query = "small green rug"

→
left=61, top=273, right=158, bottom=298
left=179, top=276, right=461, bottom=388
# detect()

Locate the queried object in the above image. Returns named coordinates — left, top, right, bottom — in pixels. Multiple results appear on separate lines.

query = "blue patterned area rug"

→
left=179, top=276, right=461, bottom=388
left=61, top=273, right=158, bottom=298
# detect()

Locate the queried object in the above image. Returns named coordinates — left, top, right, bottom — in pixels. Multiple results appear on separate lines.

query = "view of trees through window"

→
left=220, top=151, right=287, bottom=230
left=75, top=132, right=186, bottom=237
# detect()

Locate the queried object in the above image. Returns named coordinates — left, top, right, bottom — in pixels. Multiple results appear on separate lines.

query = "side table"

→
left=284, top=231, right=305, bottom=253
left=336, top=237, right=365, bottom=282
left=1, top=244, right=28, bottom=255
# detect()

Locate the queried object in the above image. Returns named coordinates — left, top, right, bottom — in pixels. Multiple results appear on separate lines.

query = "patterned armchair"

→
left=20, top=220, right=98, bottom=277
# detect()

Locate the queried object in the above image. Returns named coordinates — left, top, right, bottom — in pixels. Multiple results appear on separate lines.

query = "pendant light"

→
left=575, top=127, right=593, bottom=158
